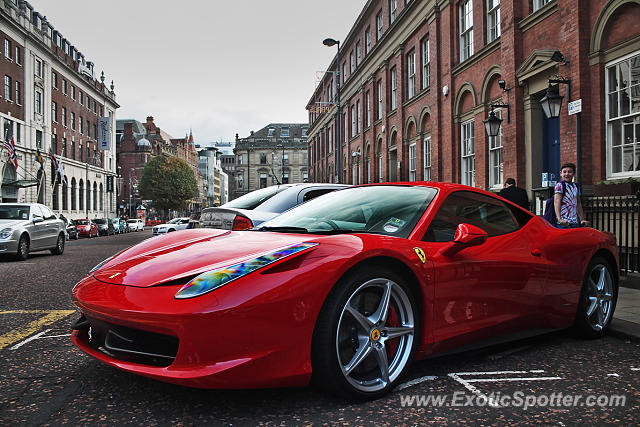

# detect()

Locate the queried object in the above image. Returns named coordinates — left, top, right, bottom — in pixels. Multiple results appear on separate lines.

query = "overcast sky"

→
left=29, top=0, right=365, bottom=144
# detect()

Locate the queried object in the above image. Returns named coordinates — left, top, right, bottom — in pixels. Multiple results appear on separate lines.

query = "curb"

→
left=609, top=318, right=640, bottom=343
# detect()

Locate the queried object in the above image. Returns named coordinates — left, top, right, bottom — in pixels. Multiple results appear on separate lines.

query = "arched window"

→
left=93, top=182, right=98, bottom=212
left=53, top=183, right=59, bottom=210
left=86, top=180, right=91, bottom=211
left=79, top=179, right=84, bottom=211
left=99, top=183, right=104, bottom=211
left=62, top=178, right=68, bottom=210
left=71, top=178, right=77, bottom=210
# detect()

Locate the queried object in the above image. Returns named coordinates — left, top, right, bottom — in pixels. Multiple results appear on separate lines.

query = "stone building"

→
left=198, top=146, right=228, bottom=207
left=0, top=0, right=118, bottom=219
left=232, top=123, right=309, bottom=200
left=307, top=0, right=640, bottom=208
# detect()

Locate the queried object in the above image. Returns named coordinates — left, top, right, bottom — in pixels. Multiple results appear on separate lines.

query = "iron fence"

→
left=582, top=194, right=640, bottom=274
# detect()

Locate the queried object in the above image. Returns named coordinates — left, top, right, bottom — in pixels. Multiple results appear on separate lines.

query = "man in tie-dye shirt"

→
left=554, top=162, right=589, bottom=228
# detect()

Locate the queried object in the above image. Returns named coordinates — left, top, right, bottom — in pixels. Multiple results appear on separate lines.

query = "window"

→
left=260, top=173, right=267, bottom=188
left=409, top=143, right=417, bottom=181
left=391, top=67, right=397, bottom=110
left=71, top=85, right=75, bottom=100
left=4, top=39, right=10, bottom=58
left=351, top=105, right=356, bottom=137
left=350, top=51, right=354, bottom=73
left=376, top=11, right=383, bottom=40
left=79, top=180, right=84, bottom=210
left=62, top=137, right=67, bottom=157
left=15, top=46, right=20, bottom=64
left=34, top=57, right=42, bottom=77
left=489, top=109, right=503, bottom=188
left=283, top=153, right=289, bottom=165
left=34, top=89, right=42, bottom=114
left=366, top=91, right=371, bottom=127
left=4, top=75, right=11, bottom=100
left=70, top=139, right=75, bottom=160
left=260, top=153, right=267, bottom=164
left=389, top=0, right=397, bottom=24
left=606, top=52, right=640, bottom=176
left=71, top=112, right=75, bottom=130
left=424, top=191, right=518, bottom=242
left=377, top=80, right=383, bottom=120
left=281, top=126, right=290, bottom=137
left=365, top=28, right=371, bottom=55
left=423, top=136, right=431, bottom=180
left=459, top=0, right=474, bottom=61
left=36, top=130, right=42, bottom=149
left=421, top=37, right=430, bottom=89
left=283, top=172, right=289, bottom=184
left=15, top=81, right=20, bottom=105
left=487, top=0, right=501, bottom=43
left=533, top=0, right=551, bottom=12
left=52, top=71, right=57, bottom=89
left=342, top=62, right=347, bottom=83
left=62, top=107, right=67, bottom=126
left=357, top=100, right=361, bottom=133
left=79, top=116, right=83, bottom=134
left=62, top=79, right=67, bottom=95
left=461, top=120, right=475, bottom=186
left=378, top=154, right=383, bottom=182
left=79, top=91, right=83, bottom=106
left=407, top=51, right=416, bottom=98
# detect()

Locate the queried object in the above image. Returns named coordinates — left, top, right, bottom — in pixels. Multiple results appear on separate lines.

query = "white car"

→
left=152, top=217, right=191, bottom=236
left=126, top=218, right=145, bottom=232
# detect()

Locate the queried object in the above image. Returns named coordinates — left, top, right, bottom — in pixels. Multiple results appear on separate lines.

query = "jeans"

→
left=555, top=222, right=580, bottom=229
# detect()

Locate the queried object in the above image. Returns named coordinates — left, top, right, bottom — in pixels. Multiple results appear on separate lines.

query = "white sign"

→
left=98, top=117, right=111, bottom=150
left=568, top=99, right=582, bottom=115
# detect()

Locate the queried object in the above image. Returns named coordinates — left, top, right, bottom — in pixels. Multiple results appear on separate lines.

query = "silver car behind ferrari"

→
left=0, top=203, right=66, bottom=260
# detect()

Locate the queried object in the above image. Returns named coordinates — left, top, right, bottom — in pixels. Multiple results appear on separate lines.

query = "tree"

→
left=138, top=155, right=197, bottom=216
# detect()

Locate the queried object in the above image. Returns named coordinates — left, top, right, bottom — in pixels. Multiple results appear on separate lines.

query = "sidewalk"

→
left=610, top=274, right=640, bottom=342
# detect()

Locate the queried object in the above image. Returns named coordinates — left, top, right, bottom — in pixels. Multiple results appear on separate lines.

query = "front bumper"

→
left=0, top=237, right=19, bottom=254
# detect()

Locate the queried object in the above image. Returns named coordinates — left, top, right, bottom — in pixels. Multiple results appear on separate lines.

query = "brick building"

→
left=307, top=0, right=640, bottom=209
left=233, top=123, right=309, bottom=200
left=116, top=117, right=204, bottom=218
left=0, top=0, right=118, bottom=219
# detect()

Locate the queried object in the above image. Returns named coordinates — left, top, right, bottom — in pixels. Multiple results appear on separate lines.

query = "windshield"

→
left=222, top=185, right=289, bottom=210
left=76, top=220, right=89, bottom=225
left=93, top=219, right=106, bottom=224
left=258, top=185, right=437, bottom=238
left=167, top=218, right=181, bottom=224
left=0, top=205, right=30, bottom=220
left=127, top=219, right=138, bottom=224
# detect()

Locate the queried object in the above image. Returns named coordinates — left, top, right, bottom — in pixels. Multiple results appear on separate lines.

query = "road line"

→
left=396, top=375, right=438, bottom=391
left=631, top=367, right=639, bottom=371
left=453, top=370, right=529, bottom=376
left=448, top=373, right=501, bottom=407
left=465, top=376, right=562, bottom=383
left=0, top=310, right=75, bottom=350
left=10, top=329, right=51, bottom=350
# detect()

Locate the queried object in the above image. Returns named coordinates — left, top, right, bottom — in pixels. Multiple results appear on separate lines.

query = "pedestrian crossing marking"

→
left=0, top=310, right=75, bottom=350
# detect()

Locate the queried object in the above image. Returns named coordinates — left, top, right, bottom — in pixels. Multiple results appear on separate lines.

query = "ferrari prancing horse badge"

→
left=413, top=247, right=426, bottom=264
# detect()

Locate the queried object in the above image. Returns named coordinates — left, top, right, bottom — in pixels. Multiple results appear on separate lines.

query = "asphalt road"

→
left=1, top=231, right=639, bottom=425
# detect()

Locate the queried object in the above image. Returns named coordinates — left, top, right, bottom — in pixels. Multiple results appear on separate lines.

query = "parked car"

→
left=75, top=219, right=99, bottom=238
left=119, top=218, right=129, bottom=233
left=72, top=182, right=619, bottom=399
left=62, top=217, right=79, bottom=240
left=109, top=218, right=122, bottom=234
left=200, top=183, right=348, bottom=230
left=152, top=217, right=191, bottom=236
left=94, top=218, right=115, bottom=236
left=0, top=203, right=66, bottom=260
left=127, top=218, right=145, bottom=231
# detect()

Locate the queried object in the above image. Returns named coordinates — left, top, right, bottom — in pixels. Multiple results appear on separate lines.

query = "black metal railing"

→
left=582, top=194, right=640, bottom=274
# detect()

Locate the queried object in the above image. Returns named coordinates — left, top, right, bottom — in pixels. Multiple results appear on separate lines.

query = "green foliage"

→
left=138, top=156, right=197, bottom=213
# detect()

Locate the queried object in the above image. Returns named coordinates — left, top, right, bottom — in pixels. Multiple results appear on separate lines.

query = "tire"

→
left=74, top=232, right=79, bottom=240
left=574, top=256, right=618, bottom=338
left=16, top=235, right=29, bottom=261
left=311, top=266, right=418, bottom=400
left=51, top=233, right=65, bottom=255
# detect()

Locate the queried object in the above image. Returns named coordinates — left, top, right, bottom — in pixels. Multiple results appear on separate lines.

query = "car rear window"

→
left=222, top=186, right=289, bottom=210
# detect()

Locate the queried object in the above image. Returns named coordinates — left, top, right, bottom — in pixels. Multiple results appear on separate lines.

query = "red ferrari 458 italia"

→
left=71, top=183, right=618, bottom=400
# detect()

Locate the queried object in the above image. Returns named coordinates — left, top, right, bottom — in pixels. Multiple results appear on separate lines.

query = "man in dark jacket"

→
left=498, top=178, right=530, bottom=211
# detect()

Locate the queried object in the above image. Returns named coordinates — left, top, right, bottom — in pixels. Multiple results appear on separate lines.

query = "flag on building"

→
left=57, top=155, right=67, bottom=184
left=35, top=148, right=44, bottom=168
left=49, top=149, right=59, bottom=186
left=3, top=137, right=18, bottom=170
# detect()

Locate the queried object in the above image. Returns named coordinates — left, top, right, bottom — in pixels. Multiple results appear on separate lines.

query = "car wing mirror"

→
left=440, top=223, right=488, bottom=257
left=33, top=217, right=44, bottom=224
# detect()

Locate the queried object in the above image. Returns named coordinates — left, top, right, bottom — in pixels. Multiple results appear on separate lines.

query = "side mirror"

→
left=33, top=217, right=44, bottom=224
left=440, top=223, right=488, bottom=257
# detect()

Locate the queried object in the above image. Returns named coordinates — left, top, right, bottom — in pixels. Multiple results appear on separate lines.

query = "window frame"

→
left=407, top=50, right=416, bottom=99
left=461, top=119, right=475, bottom=186
left=459, top=0, right=474, bottom=62
left=487, top=0, right=501, bottom=43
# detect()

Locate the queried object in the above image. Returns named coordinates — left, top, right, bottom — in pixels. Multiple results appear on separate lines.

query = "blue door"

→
left=542, top=114, right=560, bottom=183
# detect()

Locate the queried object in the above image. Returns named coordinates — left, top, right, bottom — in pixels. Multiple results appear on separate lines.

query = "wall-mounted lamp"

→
left=540, top=78, right=571, bottom=119
left=483, top=81, right=511, bottom=137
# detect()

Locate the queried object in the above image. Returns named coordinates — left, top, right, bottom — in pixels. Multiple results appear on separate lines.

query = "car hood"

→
left=92, top=229, right=322, bottom=287
left=0, top=220, right=27, bottom=228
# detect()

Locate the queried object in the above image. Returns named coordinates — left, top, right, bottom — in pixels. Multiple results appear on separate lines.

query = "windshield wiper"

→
left=312, top=229, right=358, bottom=235
left=255, top=226, right=309, bottom=233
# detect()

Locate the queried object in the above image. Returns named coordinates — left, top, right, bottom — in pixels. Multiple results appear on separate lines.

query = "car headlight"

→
left=0, top=228, right=13, bottom=239
left=89, top=255, right=115, bottom=273
left=174, top=242, right=318, bottom=299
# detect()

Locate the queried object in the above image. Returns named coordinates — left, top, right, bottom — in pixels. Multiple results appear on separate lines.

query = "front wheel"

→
left=16, top=235, right=29, bottom=261
left=312, top=267, right=418, bottom=400
left=574, top=256, right=618, bottom=338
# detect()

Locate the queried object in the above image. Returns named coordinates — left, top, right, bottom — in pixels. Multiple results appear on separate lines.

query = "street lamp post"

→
left=323, top=37, right=341, bottom=183
left=277, top=143, right=285, bottom=183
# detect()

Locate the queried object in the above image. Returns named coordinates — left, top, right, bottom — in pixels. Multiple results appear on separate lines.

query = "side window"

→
left=424, top=191, right=518, bottom=242
left=40, top=205, right=55, bottom=219
left=302, top=188, right=336, bottom=202
left=31, top=205, right=44, bottom=220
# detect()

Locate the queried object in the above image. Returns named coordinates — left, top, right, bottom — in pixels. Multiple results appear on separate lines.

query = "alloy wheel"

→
left=584, top=263, right=614, bottom=331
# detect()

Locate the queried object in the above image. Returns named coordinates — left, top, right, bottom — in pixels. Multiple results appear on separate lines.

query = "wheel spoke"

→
left=600, top=292, right=613, bottom=303
left=373, top=345, right=390, bottom=384
left=345, top=304, right=373, bottom=331
left=372, top=281, right=392, bottom=325
left=586, top=297, right=598, bottom=317
left=383, top=326, right=414, bottom=340
left=596, top=303, right=605, bottom=329
left=588, top=278, right=598, bottom=296
left=596, top=267, right=606, bottom=291
left=343, top=343, right=372, bottom=375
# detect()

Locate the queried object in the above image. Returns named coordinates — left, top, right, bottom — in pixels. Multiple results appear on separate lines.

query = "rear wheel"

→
left=16, top=235, right=29, bottom=261
left=51, top=233, right=65, bottom=255
left=574, top=256, right=617, bottom=338
left=312, top=266, right=418, bottom=400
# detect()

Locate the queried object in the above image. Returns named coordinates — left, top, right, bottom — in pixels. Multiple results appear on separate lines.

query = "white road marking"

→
left=464, top=376, right=562, bottom=383
left=631, top=367, right=640, bottom=371
left=10, top=329, right=71, bottom=350
left=607, top=373, right=620, bottom=377
left=396, top=375, right=438, bottom=391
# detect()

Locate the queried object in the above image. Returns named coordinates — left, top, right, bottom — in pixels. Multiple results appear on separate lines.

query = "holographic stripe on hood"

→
left=174, top=242, right=318, bottom=299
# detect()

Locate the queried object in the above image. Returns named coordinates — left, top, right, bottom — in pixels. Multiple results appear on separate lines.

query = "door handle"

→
left=531, top=248, right=542, bottom=257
